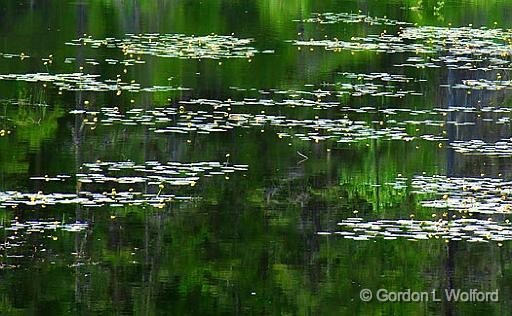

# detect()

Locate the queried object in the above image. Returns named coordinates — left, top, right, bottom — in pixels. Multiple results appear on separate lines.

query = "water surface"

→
left=1, top=0, right=512, bottom=315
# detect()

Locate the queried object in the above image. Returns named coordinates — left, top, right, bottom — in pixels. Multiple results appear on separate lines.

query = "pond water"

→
left=1, top=0, right=512, bottom=315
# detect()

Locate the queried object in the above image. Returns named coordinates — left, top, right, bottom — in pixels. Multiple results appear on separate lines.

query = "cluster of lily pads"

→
left=0, top=72, right=188, bottom=93
left=316, top=172, right=512, bottom=244
left=0, top=219, right=88, bottom=269
left=293, top=24, right=512, bottom=71
left=298, top=12, right=411, bottom=26
left=292, top=36, right=432, bottom=54
left=453, top=79, right=512, bottom=91
left=64, top=56, right=146, bottom=67
left=73, top=106, right=413, bottom=143
left=67, top=33, right=262, bottom=60
left=450, top=139, right=512, bottom=157
left=326, top=72, right=424, bottom=98
left=339, top=72, right=420, bottom=83
left=71, top=94, right=512, bottom=145
left=0, top=190, right=189, bottom=208
left=5, top=220, right=88, bottom=233
left=1, top=161, right=248, bottom=209
left=29, top=175, right=71, bottom=182
left=181, top=97, right=341, bottom=109
left=411, top=175, right=512, bottom=214
left=179, top=97, right=512, bottom=120
left=228, top=72, right=424, bottom=101
left=71, top=95, right=512, bottom=144
left=321, top=218, right=512, bottom=243
left=78, top=160, right=248, bottom=186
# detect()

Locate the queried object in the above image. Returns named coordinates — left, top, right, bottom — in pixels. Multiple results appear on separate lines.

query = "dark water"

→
left=1, top=0, right=512, bottom=315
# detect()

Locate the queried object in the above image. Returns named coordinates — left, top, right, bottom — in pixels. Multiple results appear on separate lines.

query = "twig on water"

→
left=297, top=151, right=309, bottom=164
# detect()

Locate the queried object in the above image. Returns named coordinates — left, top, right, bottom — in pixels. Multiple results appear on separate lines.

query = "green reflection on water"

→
left=0, top=0, right=511, bottom=315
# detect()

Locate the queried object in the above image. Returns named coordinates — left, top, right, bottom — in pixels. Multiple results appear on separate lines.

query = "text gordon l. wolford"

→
left=359, top=288, right=499, bottom=302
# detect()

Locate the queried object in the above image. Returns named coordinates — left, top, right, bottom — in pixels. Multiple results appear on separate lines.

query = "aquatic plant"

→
left=323, top=217, right=512, bottom=243
left=67, top=33, right=261, bottom=60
